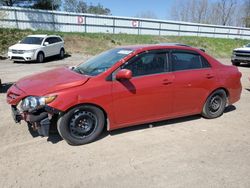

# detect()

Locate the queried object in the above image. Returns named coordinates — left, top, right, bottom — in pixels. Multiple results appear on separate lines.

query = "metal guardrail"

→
left=0, top=6, right=250, bottom=39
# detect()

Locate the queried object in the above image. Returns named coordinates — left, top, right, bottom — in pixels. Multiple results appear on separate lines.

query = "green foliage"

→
left=0, top=28, right=249, bottom=58
left=32, top=0, right=61, bottom=10
left=87, top=3, right=111, bottom=15
left=64, top=1, right=111, bottom=15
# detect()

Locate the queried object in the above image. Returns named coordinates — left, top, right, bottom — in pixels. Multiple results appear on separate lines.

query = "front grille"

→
left=234, top=50, right=250, bottom=54
left=12, top=50, right=25, bottom=54
left=11, top=56, right=25, bottom=60
left=235, top=53, right=250, bottom=58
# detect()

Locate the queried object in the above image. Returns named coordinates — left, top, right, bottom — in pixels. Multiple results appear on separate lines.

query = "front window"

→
left=20, top=37, right=44, bottom=45
left=123, top=51, right=167, bottom=77
left=74, top=48, right=133, bottom=76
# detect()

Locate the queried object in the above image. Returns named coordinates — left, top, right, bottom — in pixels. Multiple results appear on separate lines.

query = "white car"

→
left=231, top=43, right=250, bottom=66
left=8, top=35, right=65, bottom=63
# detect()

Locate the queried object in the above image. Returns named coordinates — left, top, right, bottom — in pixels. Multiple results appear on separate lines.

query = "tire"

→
left=232, top=60, right=240, bottom=66
left=37, top=52, right=44, bottom=63
left=59, top=48, right=64, bottom=59
left=57, top=105, right=105, bottom=145
left=202, top=89, right=227, bottom=119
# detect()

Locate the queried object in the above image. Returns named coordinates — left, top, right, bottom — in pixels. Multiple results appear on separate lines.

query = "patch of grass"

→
left=0, top=28, right=249, bottom=58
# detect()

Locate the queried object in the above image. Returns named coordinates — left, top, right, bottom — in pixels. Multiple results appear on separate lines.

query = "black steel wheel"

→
left=57, top=105, right=105, bottom=145
left=202, top=89, right=227, bottom=119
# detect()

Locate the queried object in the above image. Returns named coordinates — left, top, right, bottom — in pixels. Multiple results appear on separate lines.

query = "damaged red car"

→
left=7, top=44, right=242, bottom=145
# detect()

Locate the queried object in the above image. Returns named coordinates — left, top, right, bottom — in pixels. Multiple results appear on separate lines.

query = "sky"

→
left=84, top=0, right=175, bottom=20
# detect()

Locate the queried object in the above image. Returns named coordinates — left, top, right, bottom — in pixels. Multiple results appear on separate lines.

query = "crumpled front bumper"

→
left=11, top=105, right=60, bottom=137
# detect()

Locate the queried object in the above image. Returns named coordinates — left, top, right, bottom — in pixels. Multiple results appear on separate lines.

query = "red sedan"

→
left=7, top=44, right=242, bottom=145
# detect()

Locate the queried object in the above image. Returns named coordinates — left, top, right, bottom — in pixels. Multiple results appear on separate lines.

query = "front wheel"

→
left=232, top=60, right=240, bottom=66
left=57, top=105, right=105, bottom=145
left=37, top=52, right=44, bottom=63
left=202, top=89, right=227, bottom=119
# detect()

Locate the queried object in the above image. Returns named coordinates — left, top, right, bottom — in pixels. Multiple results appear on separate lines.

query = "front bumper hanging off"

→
left=11, top=105, right=59, bottom=137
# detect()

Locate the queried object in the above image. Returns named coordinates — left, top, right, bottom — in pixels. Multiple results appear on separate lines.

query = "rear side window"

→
left=123, top=51, right=168, bottom=77
left=53, top=37, right=62, bottom=43
left=171, top=51, right=210, bottom=71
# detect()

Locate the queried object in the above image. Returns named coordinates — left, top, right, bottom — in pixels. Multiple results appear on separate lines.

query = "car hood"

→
left=9, top=43, right=41, bottom=50
left=234, top=47, right=250, bottom=52
left=15, top=67, right=90, bottom=96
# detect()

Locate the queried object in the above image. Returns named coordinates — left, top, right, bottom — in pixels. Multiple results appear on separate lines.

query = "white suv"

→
left=8, top=35, right=65, bottom=63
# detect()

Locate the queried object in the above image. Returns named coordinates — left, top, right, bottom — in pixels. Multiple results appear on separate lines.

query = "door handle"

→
left=206, top=74, right=214, bottom=79
left=162, top=79, right=173, bottom=85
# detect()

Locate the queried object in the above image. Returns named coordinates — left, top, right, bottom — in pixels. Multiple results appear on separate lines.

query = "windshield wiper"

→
left=73, top=67, right=85, bottom=75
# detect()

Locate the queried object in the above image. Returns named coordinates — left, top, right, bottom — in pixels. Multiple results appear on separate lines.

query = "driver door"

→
left=111, top=50, right=174, bottom=128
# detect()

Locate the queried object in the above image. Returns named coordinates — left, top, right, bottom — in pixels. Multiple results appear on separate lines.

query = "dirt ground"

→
left=0, top=55, right=250, bottom=188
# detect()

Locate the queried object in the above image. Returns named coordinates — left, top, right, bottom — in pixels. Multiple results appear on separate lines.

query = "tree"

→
left=32, top=0, right=61, bottom=10
left=63, top=1, right=111, bottom=15
left=171, top=0, right=240, bottom=26
left=87, top=3, right=111, bottom=15
left=136, top=10, right=157, bottom=19
left=64, top=0, right=87, bottom=13
left=242, top=0, right=250, bottom=27
left=216, top=0, right=237, bottom=25
left=0, top=0, right=32, bottom=6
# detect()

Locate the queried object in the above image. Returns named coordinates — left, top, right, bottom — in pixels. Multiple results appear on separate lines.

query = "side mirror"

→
left=44, top=42, right=49, bottom=46
left=18, top=40, right=21, bottom=43
left=243, top=45, right=246, bottom=48
left=116, top=69, right=132, bottom=80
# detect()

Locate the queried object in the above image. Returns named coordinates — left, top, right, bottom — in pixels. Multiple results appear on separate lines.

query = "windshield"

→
left=74, top=48, right=134, bottom=76
left=246, top=43, right=250, bottom=47
left=20, top=37, right=44, bottom=45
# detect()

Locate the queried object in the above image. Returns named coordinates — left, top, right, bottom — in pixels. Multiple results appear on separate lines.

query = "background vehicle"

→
left=8, top=34, right=65, bottom=63
left=7, top=44, right=242, bottom=145
left=231, top=43, right=250, bottom=66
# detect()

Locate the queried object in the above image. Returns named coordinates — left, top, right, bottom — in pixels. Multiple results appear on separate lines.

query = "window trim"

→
left=169, top=49, right=211, bottom=72
left=120, top=49, right=170, bottom=78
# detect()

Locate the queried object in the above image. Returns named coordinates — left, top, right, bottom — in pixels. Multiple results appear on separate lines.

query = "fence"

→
left=1, top=6, right=250, bottom=40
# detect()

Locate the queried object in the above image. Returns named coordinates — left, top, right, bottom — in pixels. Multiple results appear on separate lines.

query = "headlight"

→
left=8, top=49, right=12, bottom=53
left=21, top=95, right=57, bottom=111
left=25, top=49, right=36, bottom=53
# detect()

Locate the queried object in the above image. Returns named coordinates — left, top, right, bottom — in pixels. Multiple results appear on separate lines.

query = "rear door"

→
left=170, top=50, right=217, bottom=116
left=42, top=37, right=54, bottom=57
left=112, top=50, right=175, bottom=128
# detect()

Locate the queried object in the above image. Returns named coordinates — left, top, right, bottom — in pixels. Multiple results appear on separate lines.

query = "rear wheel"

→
left=57, top=105, right=105, bottom=145
left=37, top=52, right=44, bottom=63
left=59, top=48, right=64, bottom=59
left=202, top=89, right=227, bottom=119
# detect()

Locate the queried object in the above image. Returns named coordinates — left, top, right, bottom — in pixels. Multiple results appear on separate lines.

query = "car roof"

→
left=27, top=34, right=62, bottom=38
left=120, top=43, right=203, bottom=52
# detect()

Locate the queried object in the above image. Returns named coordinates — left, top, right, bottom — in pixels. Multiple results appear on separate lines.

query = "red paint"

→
left=77, top=16, right=84, bottom=24
left=132, top=20, right=138, bottom=27
left=7, top=44, right=242, bottom=131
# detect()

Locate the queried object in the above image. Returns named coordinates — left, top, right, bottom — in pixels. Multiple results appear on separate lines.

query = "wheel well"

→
left=37, top=51, right=44, bottom=57
left=213, top=87, right=229, bottom=98
left=202, top=87, right=229, bottom=110
left=62, top=103, right=108, bottom=128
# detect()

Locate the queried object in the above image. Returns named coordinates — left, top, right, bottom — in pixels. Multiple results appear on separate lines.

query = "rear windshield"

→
left=20, top=37, right=44, bottom=45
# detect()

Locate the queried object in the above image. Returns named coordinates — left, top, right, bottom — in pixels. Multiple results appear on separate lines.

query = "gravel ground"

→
left=0, top=55, right=250, bottom=188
